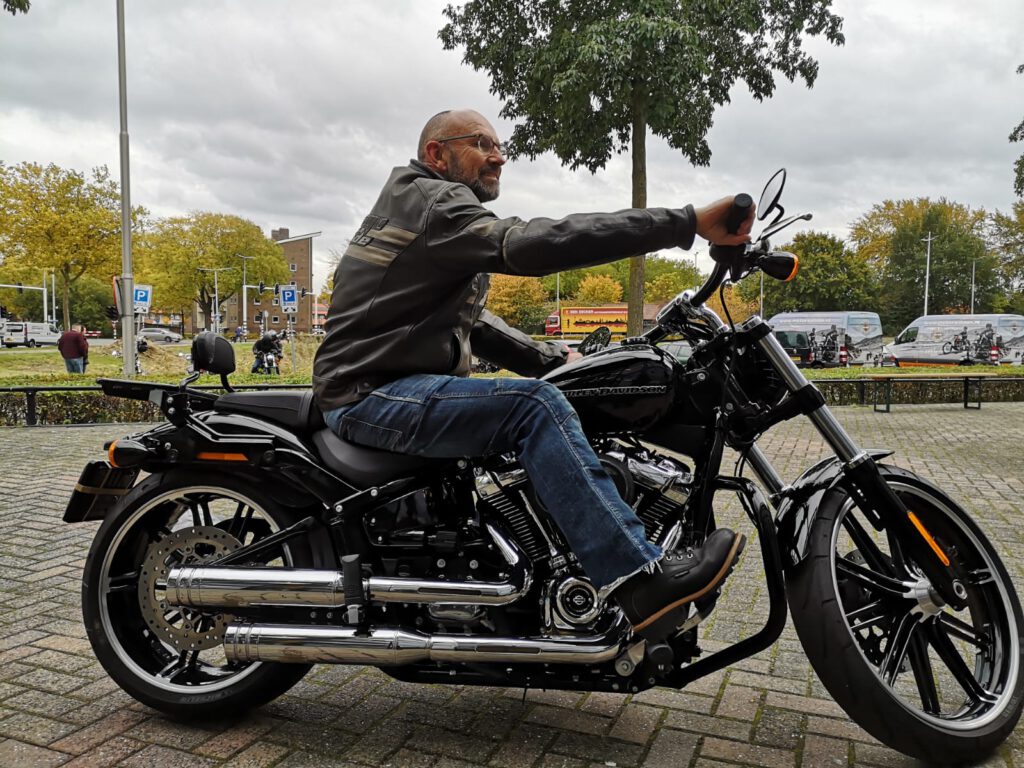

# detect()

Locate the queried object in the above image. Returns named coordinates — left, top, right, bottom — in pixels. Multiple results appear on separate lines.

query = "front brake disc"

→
left=137, top=526, right=242, bottom=652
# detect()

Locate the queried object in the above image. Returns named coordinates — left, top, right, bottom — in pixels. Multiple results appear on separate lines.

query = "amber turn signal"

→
left=758, top=252, right=799, bottom=282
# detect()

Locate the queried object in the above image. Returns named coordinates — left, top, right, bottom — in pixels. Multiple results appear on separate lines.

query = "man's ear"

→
left=422, top=140, right=448, bottom=174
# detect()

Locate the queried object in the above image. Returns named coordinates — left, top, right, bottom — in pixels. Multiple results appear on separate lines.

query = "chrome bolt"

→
left=437, top=559, right=446, bottom=568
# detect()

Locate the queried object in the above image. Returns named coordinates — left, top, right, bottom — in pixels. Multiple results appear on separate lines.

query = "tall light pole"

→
left=970, top=259, right=977, bottom=314
left=235, top=254, right=254, bottom=336
left=197, top=267, right=234, bottom=332
left=116, top=0, right=136, bottom=375
left=922, top=231, right=937, bottom=316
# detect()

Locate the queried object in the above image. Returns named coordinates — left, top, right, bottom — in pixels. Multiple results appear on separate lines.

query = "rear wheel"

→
left=82, top=471, right=321, bottom=717
left=27, top=339, right=36, bottom=348
left=787, top=466, right=1024, bottom=764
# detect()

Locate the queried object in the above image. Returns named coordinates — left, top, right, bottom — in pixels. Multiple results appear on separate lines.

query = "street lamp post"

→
left=235, top=254, right=254, bottom=337
left=971, top=259, right=977, bottom=314
left=197, top=267, right=235, bottom=333
left=922, top=231, right=937, bottom=316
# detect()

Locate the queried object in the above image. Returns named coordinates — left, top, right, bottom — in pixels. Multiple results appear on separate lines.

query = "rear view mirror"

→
left=758, top=169, right=787, bottom=222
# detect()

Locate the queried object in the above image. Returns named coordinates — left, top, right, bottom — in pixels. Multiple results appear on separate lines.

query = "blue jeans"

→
left=64, top=358, right=84, bottom=373
left=324, top=374, right=662, bottom=589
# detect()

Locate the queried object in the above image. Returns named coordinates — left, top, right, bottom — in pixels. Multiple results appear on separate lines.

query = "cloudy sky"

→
left=2, top=0, right=1022, bottom=286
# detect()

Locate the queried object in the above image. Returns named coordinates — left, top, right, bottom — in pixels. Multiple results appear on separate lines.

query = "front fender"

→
left=774, top=449, right=893, bottom=568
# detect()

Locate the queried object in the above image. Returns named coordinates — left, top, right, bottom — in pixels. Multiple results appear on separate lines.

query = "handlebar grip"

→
left=726, top=193, right=754, bottom=235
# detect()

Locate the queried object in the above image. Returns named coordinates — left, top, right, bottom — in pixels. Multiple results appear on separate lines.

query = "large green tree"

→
left=136, top=213, right=289, bottom=330
left=991, top=201, right=1024, bottom=314
left=850, top=199, right=1000, bottom=331
left=737, top=231, right=878, bottom=319
left=0, top=162, right=144, bottom=330
left=1011, top=64, right=1024, bottom=197
left=441, top=0, right=844, bottom=333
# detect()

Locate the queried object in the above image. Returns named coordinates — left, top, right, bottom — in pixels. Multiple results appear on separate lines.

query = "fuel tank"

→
left=542, top=344, right=676, bottom=434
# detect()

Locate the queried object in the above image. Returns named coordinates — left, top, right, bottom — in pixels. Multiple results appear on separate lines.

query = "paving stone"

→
left=0, top=738, right=70, bottom=767
left=118, top=743, right=219, bottom=767
left=62, top=736, right=145, bottom=768
left=3, top=409, right=1024, bottom=767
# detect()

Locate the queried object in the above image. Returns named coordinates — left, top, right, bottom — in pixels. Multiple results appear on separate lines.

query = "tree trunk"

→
left=61, top=267, right=72, bottom=331
left=627, top=100, right=647, bottom=336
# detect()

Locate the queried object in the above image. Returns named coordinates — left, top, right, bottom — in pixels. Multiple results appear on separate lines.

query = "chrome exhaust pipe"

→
left=223, top=622, right=625, bottom=666
left=165, top=523, right=530, bottom=610
left=164, top=566, right=529, bottom=609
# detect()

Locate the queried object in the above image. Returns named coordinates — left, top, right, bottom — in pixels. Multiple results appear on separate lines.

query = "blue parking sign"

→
left=133, top=284, right=152, bottom=314
left=280, top=287, right=298, bottom=313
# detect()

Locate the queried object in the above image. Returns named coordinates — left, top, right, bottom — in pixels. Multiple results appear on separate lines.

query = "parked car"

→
left=773, top=329, right=814, bottom=367
left=139, top=327, right=183, bottom=344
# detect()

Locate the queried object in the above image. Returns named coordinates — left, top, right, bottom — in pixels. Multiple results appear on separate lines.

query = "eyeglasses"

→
left=435, top=133, right=505, bottom=157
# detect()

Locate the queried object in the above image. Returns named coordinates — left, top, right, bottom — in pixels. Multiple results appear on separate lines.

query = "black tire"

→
left=787, top=465, right=1024, bottom=764
left=27, top=339, right=36, bottom=348
left=82, top=470, right=320, bottom=718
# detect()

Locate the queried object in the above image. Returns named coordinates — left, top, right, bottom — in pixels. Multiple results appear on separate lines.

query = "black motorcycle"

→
left=63, top=170, right=1023, bottom=765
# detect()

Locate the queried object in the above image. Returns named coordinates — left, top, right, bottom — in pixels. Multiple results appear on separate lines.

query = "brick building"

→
left=188, top=227, right=321, bottom=337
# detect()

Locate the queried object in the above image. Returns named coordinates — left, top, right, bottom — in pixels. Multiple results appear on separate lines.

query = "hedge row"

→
left=1, top=378, right=1021, bottom=427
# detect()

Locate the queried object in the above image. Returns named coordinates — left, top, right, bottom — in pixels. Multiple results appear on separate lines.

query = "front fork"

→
left=737, top=316, right=965, bottom=608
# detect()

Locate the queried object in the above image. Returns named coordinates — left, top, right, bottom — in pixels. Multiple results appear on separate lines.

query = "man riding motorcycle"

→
left=251, top=330, right=282, bottom=374
left=313, top=109, right=754, bottom=640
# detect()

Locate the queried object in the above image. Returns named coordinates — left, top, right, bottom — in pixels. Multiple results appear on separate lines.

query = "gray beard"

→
left=447, top=153, right=500, bottom=202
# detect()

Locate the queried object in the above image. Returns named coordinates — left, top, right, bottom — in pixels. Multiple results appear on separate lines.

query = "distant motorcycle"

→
left=252, top=349, right=280, bottom=375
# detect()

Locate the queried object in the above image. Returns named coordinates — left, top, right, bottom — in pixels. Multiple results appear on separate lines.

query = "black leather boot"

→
left=611, top=529, right=746, bottom=641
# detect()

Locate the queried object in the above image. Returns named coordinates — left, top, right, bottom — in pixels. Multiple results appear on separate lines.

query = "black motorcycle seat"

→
left=214, top=390, right=324, bottom=434
left=311, top=428, right=448, bottom=487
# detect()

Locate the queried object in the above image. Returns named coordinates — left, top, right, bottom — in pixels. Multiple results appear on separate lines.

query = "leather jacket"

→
left=313, top=160, right=697, bottom=411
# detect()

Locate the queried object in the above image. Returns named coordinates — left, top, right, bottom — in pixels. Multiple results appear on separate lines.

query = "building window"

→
left=290, top=263, right=297, bottom=272
left=272, top=316, right=280, bottom=324
left=253, top=297, right=260, bottom=305
left=272, top=298, right=279, bottom=306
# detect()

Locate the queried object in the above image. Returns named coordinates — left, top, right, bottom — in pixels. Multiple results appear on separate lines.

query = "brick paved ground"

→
left=1, top=404, right=1023, bottom=767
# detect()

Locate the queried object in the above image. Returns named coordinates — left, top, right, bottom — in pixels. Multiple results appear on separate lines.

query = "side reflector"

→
left=196, top=452, right=248, bottom=462
left=907, top=511, right=950, bottom=566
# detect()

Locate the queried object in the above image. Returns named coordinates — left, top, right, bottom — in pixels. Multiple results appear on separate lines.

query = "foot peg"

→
left=342, top=554, right=365, bottom=625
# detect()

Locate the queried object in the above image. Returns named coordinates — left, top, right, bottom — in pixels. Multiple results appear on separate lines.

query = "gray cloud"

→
left=2, top=0, right=1022, bottom=284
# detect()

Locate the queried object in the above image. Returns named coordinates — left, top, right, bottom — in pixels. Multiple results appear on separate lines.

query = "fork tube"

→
left=743, top=444, right=786, bottom=497
left=740, top=317, right=862, bottom=464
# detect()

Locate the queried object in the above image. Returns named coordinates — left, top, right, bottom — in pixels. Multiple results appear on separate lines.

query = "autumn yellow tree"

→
left=136, top=212, right=288, bottom=329
left=0, top=162, right=145, bottom=329
left=706, top=284, right=758, bottom=324
left=575, top=274, right=622, bottom=304
left=486, top=274, right=548, bottom=331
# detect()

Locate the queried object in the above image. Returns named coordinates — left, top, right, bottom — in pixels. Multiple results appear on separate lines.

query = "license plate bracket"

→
left=63, top=461, right=139, bottom=523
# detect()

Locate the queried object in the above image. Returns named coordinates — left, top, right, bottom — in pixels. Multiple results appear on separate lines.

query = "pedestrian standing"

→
left=58, top=324, right=90, bottom=374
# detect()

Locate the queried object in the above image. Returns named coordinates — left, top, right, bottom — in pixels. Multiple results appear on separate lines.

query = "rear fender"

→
left=774, top=449, right=893, bottom=568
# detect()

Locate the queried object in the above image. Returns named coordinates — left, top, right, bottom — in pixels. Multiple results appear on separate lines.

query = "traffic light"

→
left=257, top=281, right=265, bottom=293
left=273, top=284, right=280, bottom=296
left=300, top=287, right=308, bottom=298
left=0, top=305, right=7, bottom=319
left=105, top=305, right=120, bottom=321
left=16, top=282, right=23, bottom=294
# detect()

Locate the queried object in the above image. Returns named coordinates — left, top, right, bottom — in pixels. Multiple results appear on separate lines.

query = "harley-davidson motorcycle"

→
left=64, top=171, right=1022, bottom=764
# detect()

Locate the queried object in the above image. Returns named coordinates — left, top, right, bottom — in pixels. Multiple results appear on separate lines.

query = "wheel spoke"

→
left=842, top=511, right=898, bottom=576
left=966, top=567, right=994, bottom=587
left=936, top=612, right=990, bottom=650
left=837, top=557, right=911, bottom=599
left=845, top=599, right=889, bottom=631
left=106, top=570, right=139, bottom=594
left=156, top=650, right=199, bottom=682
left=907, top=631, right=941, bottom=715
left=927, top=622, right=999, bottom=705
left=878, top=611, right=921, bottom=685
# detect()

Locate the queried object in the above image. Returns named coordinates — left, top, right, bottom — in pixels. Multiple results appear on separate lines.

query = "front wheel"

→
left=787, top=465, right=1024, bottom=764
left=82, top=470, right=322, bottom=717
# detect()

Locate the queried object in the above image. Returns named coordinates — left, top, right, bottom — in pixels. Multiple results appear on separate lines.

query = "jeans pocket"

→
left=339, top=413, right=406, bottom=453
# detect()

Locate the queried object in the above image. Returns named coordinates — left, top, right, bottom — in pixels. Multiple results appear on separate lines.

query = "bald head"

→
left=417, top=109, right=491, bottom=161
left=416, top=109, right=505, bottom=202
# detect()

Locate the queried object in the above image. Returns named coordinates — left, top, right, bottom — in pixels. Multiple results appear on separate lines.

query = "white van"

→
left=888, top=314, right=1024, bottom=366
left=2, top=321, right=62, bottom=348
left=767, top=311, right=885, bottom=366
